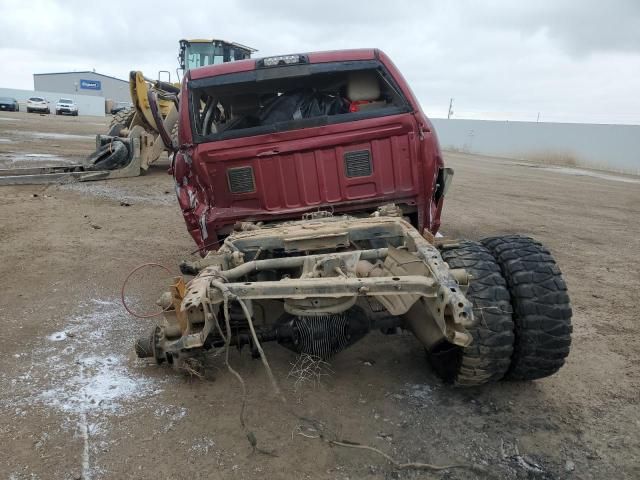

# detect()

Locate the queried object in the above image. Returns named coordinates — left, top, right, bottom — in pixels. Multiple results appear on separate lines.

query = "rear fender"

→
left=174, top=150, right=215, bottom=249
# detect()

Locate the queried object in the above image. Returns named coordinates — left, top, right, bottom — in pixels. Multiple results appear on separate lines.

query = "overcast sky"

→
left=1, top=0, right=639, bottom=124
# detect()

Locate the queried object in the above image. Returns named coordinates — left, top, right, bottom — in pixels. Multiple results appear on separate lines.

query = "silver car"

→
left=56, top=98, right=78, bottom=116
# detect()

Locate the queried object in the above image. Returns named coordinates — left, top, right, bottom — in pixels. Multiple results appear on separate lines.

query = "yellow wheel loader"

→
left=0, top=39, right=256, bottom=185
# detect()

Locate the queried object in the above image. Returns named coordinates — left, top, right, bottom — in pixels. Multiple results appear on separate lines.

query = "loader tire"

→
left=482, top=235, right=572, bottom=381
left=427, top=241, right=514, bottom=386
left=108, top=107, right=135, bottom=136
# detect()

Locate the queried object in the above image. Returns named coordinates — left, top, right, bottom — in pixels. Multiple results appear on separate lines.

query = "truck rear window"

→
left=188, top=60, right=411, bottom=143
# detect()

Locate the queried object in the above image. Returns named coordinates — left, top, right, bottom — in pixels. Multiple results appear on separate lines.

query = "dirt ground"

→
left=0, top=111, right=639, bottom=480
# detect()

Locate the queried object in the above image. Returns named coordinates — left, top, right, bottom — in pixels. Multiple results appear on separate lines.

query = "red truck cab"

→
left=173, top=49, right=448, bottom=252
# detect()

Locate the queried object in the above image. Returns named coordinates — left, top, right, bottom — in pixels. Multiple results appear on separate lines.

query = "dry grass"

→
left=288, top=353, right=333, bottom=393
left=524, top=150, right=579, bottom=168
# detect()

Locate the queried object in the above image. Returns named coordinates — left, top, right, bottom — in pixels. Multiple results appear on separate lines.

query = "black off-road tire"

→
left=427, top=241, right=514, bottom=386
left=108, top=107, right=135, bottom=136
left=482, top=235, right=572, bottom=381
left=85, top=140, right=129, bottom=170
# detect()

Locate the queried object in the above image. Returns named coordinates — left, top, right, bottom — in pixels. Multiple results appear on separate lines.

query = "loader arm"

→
left=129, top=71, right=178, bottom=136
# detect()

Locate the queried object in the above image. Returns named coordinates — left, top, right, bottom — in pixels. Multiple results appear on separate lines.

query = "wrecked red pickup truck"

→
left=173, top=49, right=448, bottom=251
left=138, top=49, right=572, bottom=387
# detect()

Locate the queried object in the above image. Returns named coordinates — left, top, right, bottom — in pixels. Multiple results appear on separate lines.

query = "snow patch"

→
left=6, top=130, right=93, bottom=140
left=60, top=182, right=175, bottom=206
left=190, top=437, right=216, bottom=455
left=154, top=405, right=188, bottom=421
left=406, top=383, right=434, bottom=403
left=154, top=405, right=189, bottom=432
left=26, top=153, right=61, bottom=158
left=38, top=354, right=155, bottom=414
left=392, top=383, right=435, bottom=408
left=0, top=297, right=167, bottom=479
left=47, top=331, right=68, bottom=341
left=542, top=166, right=640, bottom=184
left=0, top=152, right=75, bottom=166
left=2, top=298, right=163, bottom=416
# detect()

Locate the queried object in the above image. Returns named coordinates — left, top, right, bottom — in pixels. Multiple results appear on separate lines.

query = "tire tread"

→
left=428, top=241, right=514, bottom=386
left=482, top=235, right=572, bottom=380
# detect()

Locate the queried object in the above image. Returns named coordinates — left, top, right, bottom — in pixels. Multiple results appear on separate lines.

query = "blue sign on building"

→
left=80, top=79, right=101, bottom=90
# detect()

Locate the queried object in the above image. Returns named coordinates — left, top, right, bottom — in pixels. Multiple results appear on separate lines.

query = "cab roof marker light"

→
left=258, top=54, right=308, bottom=68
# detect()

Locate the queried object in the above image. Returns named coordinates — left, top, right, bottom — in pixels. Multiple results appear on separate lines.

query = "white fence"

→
left=430, top=118, right=640, bottom=174
left=0, top=87, right=105, bottom=117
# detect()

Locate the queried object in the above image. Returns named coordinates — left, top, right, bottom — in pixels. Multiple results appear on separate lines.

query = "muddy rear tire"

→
left=427, top=241, right=514, bottom=386
left=482, top=235, right=572, bottom=380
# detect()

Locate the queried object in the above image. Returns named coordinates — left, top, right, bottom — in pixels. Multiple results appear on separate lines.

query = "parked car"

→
left=55, top=98, right=78, bottom=116
left=0, top=97, right=19, bottom=112
left=26, top=97, right=50, bottom=114
left=110, top=101, right=132, bottom=114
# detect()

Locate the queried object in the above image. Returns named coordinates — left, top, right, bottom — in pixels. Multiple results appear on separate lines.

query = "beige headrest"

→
left=346, top=71, right=381, bottom=102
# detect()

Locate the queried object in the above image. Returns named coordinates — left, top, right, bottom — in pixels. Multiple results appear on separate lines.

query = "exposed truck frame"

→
left=138, top=212, right=474, bottom=363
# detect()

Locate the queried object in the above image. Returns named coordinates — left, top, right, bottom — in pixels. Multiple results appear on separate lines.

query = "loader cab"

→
left=178, top=39, right=256, bottom=72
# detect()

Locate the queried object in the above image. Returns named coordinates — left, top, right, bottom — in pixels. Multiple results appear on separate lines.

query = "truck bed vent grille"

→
left=344, top=150, right=372, bottom=178
left=227, top=166, right=255, bottom=194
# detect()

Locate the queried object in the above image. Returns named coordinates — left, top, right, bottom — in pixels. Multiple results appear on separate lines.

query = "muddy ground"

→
left=0, top=111, right=639, bottom=480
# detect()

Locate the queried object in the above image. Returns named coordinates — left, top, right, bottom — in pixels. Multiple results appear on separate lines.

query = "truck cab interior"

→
left=189, top=62, right=411, bottom=142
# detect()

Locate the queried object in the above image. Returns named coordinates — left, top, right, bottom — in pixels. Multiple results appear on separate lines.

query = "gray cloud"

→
left=471, top=0, right=640, bottom=55
left=0, top=0, right=638, bottom=123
